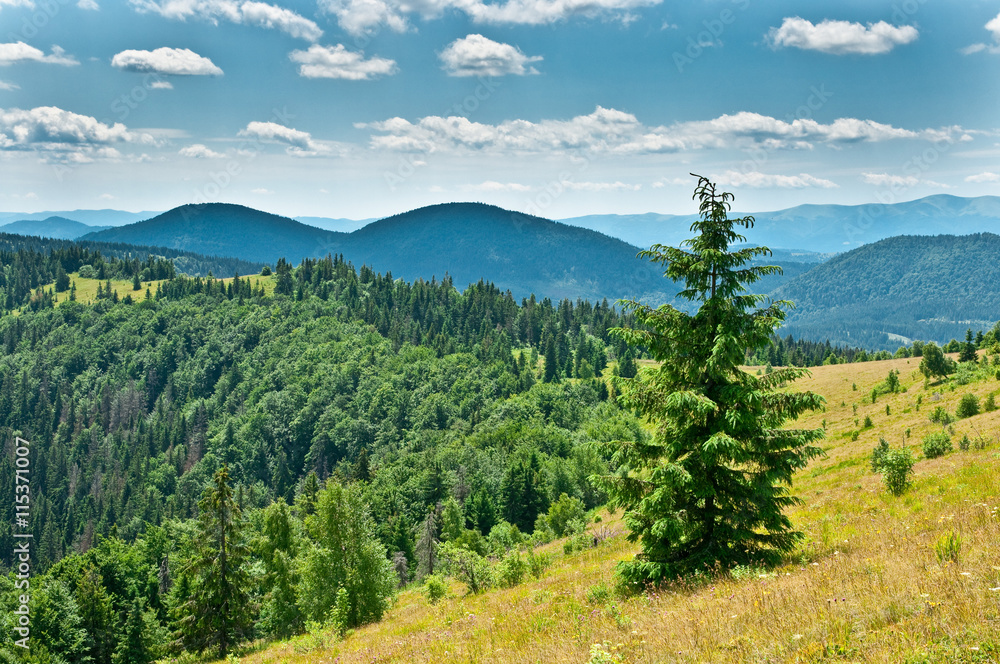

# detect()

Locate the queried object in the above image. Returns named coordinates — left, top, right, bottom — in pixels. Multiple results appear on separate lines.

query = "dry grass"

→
left=233, top=355, right=1000, bottom=664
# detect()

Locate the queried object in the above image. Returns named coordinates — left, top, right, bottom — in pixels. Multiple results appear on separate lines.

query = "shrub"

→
left=863, top=415, right=873, bottom=429
left=922, top=432, right=952, bottom=459
left=959, top=434, right=971, bottom=451
left=543, top=493, right=588, bottom=538
left=955, top=393, right=980, bottom=419
left=526, top=548, right=552, bottom=579
left=486, top=520, right=522, bottom=556
left=880, top=448, right=915, bottom=496
left=870, top=438, right=890, bottom=473
left=494, top=550, right=528, bottom=588
left=928, top=406, right=953, bottom=425
left=423, top=574, right=447, bottom=604
left=438, top=542, right=492, bottom=594
left=985, top=393, right=997, bottom=412
left=78, top=264, right=97, bottom=279
left=586, top=582, right=612, bottom=604
left=934, top=531, right=962, bottom=564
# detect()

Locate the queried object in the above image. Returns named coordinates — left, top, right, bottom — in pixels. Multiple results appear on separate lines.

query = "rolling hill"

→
left=773, top=232, right=1000, bottom=349
left=0, top=216, right=109, bottom=239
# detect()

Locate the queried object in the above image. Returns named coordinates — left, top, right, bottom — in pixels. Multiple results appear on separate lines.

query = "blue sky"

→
left=1, top=0, right=999, bottom=219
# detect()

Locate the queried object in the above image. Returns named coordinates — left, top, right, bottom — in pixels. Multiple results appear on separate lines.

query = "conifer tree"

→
left=174, top=465, right=252, bottom=658
left=597, top=175, right=824, bottom=584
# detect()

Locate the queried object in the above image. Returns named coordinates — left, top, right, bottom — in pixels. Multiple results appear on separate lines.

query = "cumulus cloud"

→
left=767, top=17, right=918, bottom=55
left=439, top=34, right=541, bottom=77
left=179, top=143, right=224, bottom=158
left=78, top=0, right=99, bottom=9
left=0, top=0, right=34, bottom=9
left=319, top=0, right=658, bottom=35
left=150, top=80, right=174, bottom=89
left=238, top=120, right=333, bottom=156
left=111, top=47, right=223, bottom=76
left=467, top=181, right=535, bottom=192
left=0, top=42, right=79, bottom=66
left=251, top=187, right=274, bottom=194
left=288, top=44, right=396, bottom=80
left=965, top=171, right=1000, bottom=183
left=713, top=170, right=837, bottom=189
left=961, top=12, right=1000, bottom=55
left=128, top=0, right=322, bottom=41
left=861, top=172, right=949, bottom=188
left=0, top=80, right=19, bottom=90
left=359, top=107, right=963, bottom=155
left=0, top=105, right=155, bottom=161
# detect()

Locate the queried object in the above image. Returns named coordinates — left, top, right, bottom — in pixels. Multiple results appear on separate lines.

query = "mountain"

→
left=82, top=203, right=345, bottom=265
left=0, top=216, right=109, bottom=239
left=0, top=209, right=162, bottom=226
left=772, top=233, right=1000, bottom=349
left=560, top=195, right=1000, bottom=254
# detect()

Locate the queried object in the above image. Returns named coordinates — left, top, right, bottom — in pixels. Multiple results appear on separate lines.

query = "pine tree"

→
left=174, top=465, right=252, bottom=658
left=597, top=175, right=825, bottom=584
left=959, top=328, right=977, bottom=363
left=543, top=334, right=559, bottom=383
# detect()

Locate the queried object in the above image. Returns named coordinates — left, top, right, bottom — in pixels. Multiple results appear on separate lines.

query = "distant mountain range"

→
left=0, top=216, right=110, bottom=240
left=560, top=195, right=1000, bottom=254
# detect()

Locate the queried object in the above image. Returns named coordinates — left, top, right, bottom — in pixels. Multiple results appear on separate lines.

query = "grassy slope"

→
left=235, top=353, right=1000, bottom=664
left=34, top=272, right=277, bottom=307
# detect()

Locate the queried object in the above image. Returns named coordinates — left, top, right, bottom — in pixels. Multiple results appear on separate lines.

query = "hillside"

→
left=562, top=194, right=1000, bottom=253
left=82, top=203, right=344, bottom=265
left=774, top=233, right=1000, bottom=349
left=241, top=354, right=1000, bottom=664
left=0, top=216, right=109, bottom=239
left=0, top=208, right=161, bottom=226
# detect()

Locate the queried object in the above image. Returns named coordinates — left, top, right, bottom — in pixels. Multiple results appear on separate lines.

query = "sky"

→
left=0, top=0, right=999, bottom=219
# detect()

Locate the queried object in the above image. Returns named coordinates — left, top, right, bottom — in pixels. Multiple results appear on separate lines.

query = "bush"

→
left=863, top=415, right=873, bottom=429
left=922, top=432, right=952, bottom=459
left=985, top=393, right=997, bottom=412
left=934, top=531, right=962, bottom=564
left=438, top=542, right=492, bottom=594
left=880, top=448, right=915, bottom=496
left=78, top=264, right=97, bottom=279
left=928, top=406, right=953, bottom=425
left=526, top=548, right=552, bottom=579
left=486, top=520, right=523, bottom=556
left=870, top=438, right=890, bottom=473
left=541, top=493, right=587, bottom=538
left=494, top=550, right=528, bottom=588
left=959, top=434, right=971, bottom=451
left=423, top=574, right=448, bottom=604
left=955, top=393, right=980, bottom=419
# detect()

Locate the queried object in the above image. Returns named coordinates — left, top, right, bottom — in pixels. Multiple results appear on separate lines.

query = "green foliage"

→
left=540, top=493, right=588, bottom=538
left=486, top=520, right=523, bottom=556
left=985, top=393, right=997, bottom=412
left=438, top=542, right=492, bottom=594
left=173, top=465, right=253, bottom=658
left=920, top=342, right=956, bottom=380
left=298, top=481, right=396, bottom=629
left=870, top=438, right=890, bottom=473
left=956, top=393, right=981, bottom=419
left=879, top=448, right=915, bottom=496
left=494, top=550, right=528, bottom=588
left=597, top=176, right=824, bottom=584
left=423, top=574, right=448, bottom=604
left=439, top=497, right=465, bottom=542
left=934, top=530, right=962, bottom=564
left=929, top=406, right=954, bottom=425
left=923, top=432, right=953, bottom=459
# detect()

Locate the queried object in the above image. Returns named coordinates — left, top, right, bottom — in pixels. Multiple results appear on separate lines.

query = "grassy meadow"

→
left=37, top=271, right=278, bottom=307
left=235, top=352, right=1000, bottom=664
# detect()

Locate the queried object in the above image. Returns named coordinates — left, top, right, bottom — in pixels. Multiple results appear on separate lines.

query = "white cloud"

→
left=564, top=180, right=641, bottom=191
left=439, top=34, right=541, bottom=77
left=767, top=17, right=918, bottom=55
left=128, top=0, right=322, bottom=41
left=961, top=12, right=1000, bottom=55
left=0, top=106, right=155, bottom=162
left=319, top=0, right=659, bottom=35
left=0, top=42, right=79, bottom=66
left=98, top=193, right=115, bottom=200
left=179, top=143, right=224, bottom=158
left=467, top=181, right=535, bottom=192
left=360, top=107, right=962, bottom=155
left=111, top=47, right=223, bottom=76
left=251, top=187, right=274, bottom=194
left=965, top=171, right=1000, bottom=183
left=150, top=80, right=174, bottom=89
left=0, top=80, right=19, bottom=90
left=237, top=120, right=333, bottom=156
left=78, top=0, right=99, bottom=9
left=288, top=44, right=396, bottom=80
left=713, top=170, right=838, bottom=189
left=0, top=0, right=34, bottom=9
left=861, top=172, right=949, bottom=188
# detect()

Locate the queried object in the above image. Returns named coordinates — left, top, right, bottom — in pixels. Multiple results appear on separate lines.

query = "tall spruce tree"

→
left=597, top=175, right=824, bottom=585
left=174, top=465, right=252, bottom=658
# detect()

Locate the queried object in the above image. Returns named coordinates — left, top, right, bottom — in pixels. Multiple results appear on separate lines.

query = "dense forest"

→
left=0, top=251, right=647, bottom=663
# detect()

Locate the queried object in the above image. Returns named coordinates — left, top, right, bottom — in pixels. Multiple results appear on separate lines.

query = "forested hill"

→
left=773, top=233, right=1000, bottom=349
left=82, top=203, right=342, bottom=265
left=0, top=216, right=109, bottom=240
left=83, top=202, right=688, bottom=303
